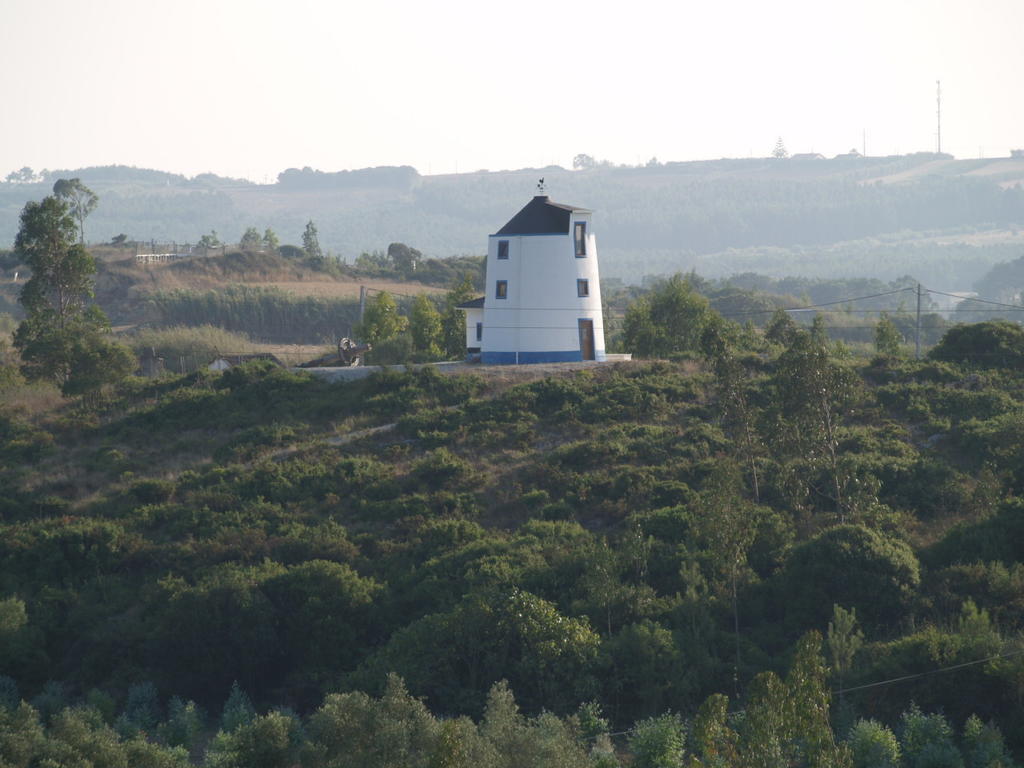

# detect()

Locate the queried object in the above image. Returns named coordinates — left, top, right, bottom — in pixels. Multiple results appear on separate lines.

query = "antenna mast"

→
left=936, top=80, right=942, bottom=154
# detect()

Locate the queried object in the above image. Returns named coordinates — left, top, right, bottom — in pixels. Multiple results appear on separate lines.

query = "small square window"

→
left=497, top=240, right=509, bottom=259
left=574, top=221, right=587, bottom=257
left=496, top=280, right=508, bottom=299
left=577, top=279, right=589, bottom=297
left=476, top=322, right=483, bottom=341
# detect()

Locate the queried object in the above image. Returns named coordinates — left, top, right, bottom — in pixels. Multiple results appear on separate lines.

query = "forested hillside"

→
left=3, top=155, right=1024, bottom=287
left=3, top=318, right=1024, bottom=765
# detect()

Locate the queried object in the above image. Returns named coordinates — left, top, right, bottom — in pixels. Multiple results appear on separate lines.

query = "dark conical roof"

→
left=494, top=196, right=590, bottom=236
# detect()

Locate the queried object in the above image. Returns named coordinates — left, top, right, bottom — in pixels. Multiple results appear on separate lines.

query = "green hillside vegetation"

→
left=4, top=309, right=1024, bottom=764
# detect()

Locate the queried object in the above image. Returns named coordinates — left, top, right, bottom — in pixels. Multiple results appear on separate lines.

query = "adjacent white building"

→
left=459, top=193, right=606, bottom=364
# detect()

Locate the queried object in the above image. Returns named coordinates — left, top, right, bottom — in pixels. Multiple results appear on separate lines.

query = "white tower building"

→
left=469, top=193, right=605, bottom=364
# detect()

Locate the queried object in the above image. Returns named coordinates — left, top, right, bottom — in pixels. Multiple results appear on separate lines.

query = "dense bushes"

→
left=779, top=525, right=921, bottom=634
left=930, top=320, right=1024, bottom=369
left=4, top=338, right=1024, bottom=759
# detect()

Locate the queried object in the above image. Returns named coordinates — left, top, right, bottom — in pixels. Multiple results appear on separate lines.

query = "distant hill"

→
left=3, top=156, right=1024, bottom=287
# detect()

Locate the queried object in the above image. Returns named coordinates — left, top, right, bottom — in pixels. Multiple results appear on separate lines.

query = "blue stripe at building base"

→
left=481, top=350, right=588, bottom=365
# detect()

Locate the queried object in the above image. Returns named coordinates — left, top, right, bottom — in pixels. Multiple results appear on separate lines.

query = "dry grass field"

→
left=94, top=252, right=444, bottom=300
left=257, top=280, right=441, bottom=299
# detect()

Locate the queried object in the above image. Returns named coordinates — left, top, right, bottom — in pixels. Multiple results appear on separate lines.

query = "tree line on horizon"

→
left=3, top=157, right=1023, bottom=288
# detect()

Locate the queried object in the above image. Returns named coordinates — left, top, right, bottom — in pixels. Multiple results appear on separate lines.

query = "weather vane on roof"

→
left=537, top=177, right=545, bottom=193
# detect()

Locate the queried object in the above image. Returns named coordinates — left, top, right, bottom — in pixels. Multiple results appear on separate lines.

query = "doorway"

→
left=578, top=319, right=595, bottom=360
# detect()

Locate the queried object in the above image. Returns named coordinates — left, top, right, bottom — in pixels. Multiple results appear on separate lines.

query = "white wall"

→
left=463, top=307, right=483, bottom=349
left=482, top=211, right=605, bottom=361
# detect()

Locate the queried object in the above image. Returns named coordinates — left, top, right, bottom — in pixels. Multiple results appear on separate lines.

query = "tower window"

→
left=577, top=279, right=589, bottom=297
left=497, top=240, right=509, bottom=259
left=574, top=221, right=587, bottom=257
left=496, top=280, right=508, bottom=299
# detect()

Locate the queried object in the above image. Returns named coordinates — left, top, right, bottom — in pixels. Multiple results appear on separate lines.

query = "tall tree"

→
left=302, top=220, right=323, bottom=261
left=52, top=178, right=98, bottom=243
left=692, top=461, right=757, bottom=696
left=441, top=274, right=477, bottom=358
left=388, top=242, right=422, bottom=278
left=764, top=308, right=798, bottom=346
left=13, top=195, right=132, bottom=392
left=357, top=291, right=407, bottom=346
left=15, top=197, right=93, bottom=333
left=702, top=324, right=762, bottom=501
left=769, top=329, right=858, bottom=522
left=410, top=294, right=443, bottom=357
left=741, top=633, right=850, bottom=768
left=827, top=603, right=863, bottom=712
left=622, top=274, right=717, bottom=358
left=239, top=227, right=262, bottom=250
left=5, top=166, right=38, bottom=183
left=573, top=154, right=596, bottom=170
left=874, top=312, right=903, bottom=355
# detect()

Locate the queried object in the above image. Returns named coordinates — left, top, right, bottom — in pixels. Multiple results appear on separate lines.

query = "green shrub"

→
left=780, top=525, right=920, bottom=634
left=848, top=718, right=900, bottom=768
left=926, top=499, right=1024, bottom=567
left=128, top=477, right=175, bottom=504
left=962, top=714, right=1013, bottom=768
left=159, top=697, right=205, bottom=750
left=411, top=448, right=472, bottom=490
left=929, top=321, right=1024, bottom=369
left=899, top=704, right=963, bottom=768
left=628, top=712, right=685, bottom=768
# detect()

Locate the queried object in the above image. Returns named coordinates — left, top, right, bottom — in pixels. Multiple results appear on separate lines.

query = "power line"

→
left=718, top=288, right=915, bottom=317
left=926, top=289, right=1024, bottom=310
left=587, top=647, right=1024, bottom=746
left=837, top=646, right=1024, bottom=695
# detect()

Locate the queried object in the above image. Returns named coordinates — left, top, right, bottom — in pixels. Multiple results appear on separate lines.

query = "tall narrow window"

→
left=497, top=240, right=509, bottom=259
left=577, top=278, right=590, bottom=297
left=574, top=221, right=587, bottom=257
left=476, top=322, right=483, bottom=341
left=495, top=280, right=508, bottom=299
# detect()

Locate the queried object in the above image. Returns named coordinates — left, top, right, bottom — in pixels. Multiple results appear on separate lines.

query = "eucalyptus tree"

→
left=13, top=195, right=133, bottom=393
left=768, top=328, right=858, bottom=522
left=52, top=177, right=98, bottom=243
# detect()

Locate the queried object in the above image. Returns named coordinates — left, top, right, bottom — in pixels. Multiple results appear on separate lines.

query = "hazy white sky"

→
left=2, top=0, right=1022, bottom=182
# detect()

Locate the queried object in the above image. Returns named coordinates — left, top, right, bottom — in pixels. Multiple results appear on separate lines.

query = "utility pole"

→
left=915, top=283, right=922, bottom=359
left=359, top=285, right=367, bottom=323
left=936, top=80, right=942, bottom=154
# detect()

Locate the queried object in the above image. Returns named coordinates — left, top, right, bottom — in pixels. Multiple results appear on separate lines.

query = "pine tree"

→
left=221, top=681, right=255, bottom=733
left=302, top=220, right=323, bottom=261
